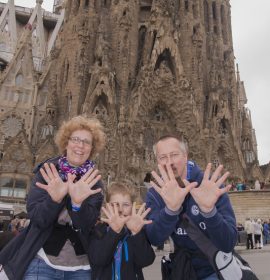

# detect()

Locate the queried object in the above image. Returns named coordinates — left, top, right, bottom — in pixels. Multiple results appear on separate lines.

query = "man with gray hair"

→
left=145, top=135, right=237, bottom=280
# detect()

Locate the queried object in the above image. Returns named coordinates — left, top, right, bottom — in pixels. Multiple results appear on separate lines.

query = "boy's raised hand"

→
left=101, top=203, right=130, bottom=234
left=126, top=202, right=152, bottom=235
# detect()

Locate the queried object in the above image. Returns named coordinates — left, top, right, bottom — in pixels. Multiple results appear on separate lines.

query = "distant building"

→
left=0, top=0, right=264, bottom=206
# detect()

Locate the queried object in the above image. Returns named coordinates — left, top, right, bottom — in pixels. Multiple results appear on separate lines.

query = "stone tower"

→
left=0, top=0, right=263, bottom=205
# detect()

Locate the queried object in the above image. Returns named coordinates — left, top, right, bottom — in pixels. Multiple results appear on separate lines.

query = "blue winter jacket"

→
left=145, top=161, right=237, bottom=279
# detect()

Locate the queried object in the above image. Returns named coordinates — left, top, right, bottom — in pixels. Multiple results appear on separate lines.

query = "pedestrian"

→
left=254, top=180, right=261, bottom=190
left=244, top=217, right=254, bottom=249
left=253, top=219, right=263, bottom=249
left=0, top=115, right=106, bottom=280
left=263, top=221, right=269, bottom=245
left=145, top=135, right=237, bottom=280
left=88, top=182, right=155, bottom=279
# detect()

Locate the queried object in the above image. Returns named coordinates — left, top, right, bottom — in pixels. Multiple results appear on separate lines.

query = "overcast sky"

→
left=2, top=1, right=269, bottom=165
left=231, top=0, right=270, bottom=165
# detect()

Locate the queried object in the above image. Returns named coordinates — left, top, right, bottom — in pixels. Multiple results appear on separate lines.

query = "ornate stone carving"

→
left=0, top=0, right=261, bottom=190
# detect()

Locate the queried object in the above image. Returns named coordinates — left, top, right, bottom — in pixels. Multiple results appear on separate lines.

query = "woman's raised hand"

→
left=126, top=202, right=152, bottom=235
left=36, top=163, right=70, bottom=203
left=68, top=168, right=102, bottom=206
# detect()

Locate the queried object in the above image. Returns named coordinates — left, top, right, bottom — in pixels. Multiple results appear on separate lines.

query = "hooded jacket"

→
left=145, top=161, right=237, bottom=279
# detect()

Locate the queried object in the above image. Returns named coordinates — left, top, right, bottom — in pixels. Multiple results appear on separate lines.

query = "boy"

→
left=88, top=182, right=155, bottom=280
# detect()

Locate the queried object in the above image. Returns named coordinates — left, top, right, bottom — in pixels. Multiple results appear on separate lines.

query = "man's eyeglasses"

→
left=157, top=152, right=183, bottom=164
left=69, top=136, right=92, bottom=146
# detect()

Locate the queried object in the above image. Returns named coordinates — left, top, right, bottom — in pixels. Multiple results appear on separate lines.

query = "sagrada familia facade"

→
left=0, top=0, right=268, bottom=206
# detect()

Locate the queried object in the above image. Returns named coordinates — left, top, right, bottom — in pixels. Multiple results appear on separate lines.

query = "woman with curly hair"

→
left=0, top=115, right=106, bottom=280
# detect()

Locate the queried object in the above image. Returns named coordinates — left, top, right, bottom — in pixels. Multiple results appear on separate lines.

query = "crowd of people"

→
left=230, top=179, right=266, bottom=191
left=243, top=218, right=270, bottom=249
left=0, top=218, right=30, bottom=251
left=0, top=115, right=258, bottom=280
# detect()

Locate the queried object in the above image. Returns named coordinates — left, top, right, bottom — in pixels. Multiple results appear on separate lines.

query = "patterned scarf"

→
left=58, top=156, right=95, bottom=182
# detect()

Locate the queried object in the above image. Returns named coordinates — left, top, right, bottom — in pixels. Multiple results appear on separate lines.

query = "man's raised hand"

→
left=190, top=163, right=231, bottom=213
left=151, top=164, right=197, bottom=211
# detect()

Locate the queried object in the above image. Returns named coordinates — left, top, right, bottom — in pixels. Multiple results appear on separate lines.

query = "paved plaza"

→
left=143, top=243, right=270, bottom=280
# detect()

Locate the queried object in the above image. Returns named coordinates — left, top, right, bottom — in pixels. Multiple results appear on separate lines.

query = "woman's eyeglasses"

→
left=69, top=136, right=92, bottom=146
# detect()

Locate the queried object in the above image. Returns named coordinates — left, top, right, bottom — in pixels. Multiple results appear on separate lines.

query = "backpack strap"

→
left=180, top=214, right=218, bottom=268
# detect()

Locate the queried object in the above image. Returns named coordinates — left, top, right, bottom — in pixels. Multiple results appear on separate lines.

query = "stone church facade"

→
left=0, top=0, right=265, bottom=206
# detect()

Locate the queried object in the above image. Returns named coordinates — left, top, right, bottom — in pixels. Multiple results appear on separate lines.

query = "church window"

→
left=67, top=93, right=72, bottom=114
left=75, top=0, right=80, bottom=11
left=212, top=159, right=219, bottom=169
left=32, top=28, right=37, bottom=37
left=0, top=59, right=7, bottom=72
left=185, top=0, right=189, bottom=12
left=152, top=105, right=167, bottom=122
left=243, top=139, right=250, bottom=150
left=15, top=74, right=23, bottom=86
left=85, top=0, right=89, bottom=8
left=150, top=30, right=157, bottom=58
left=246, top=151, right=254, bottom=163
left=0, top=176, right=27, bottom=199
left=0, top=177, right=13, bottom=197
left=4, top=23, right=9, bottom=32
left=221, top=5, right=227, bottom=43
left=212, top=104, right=218, bottom=117
left=18, top=92, right=24, bottom=103
left=64, top=61, right=69, bottom=83
left=154, top=48, right=175, bottom=78
left=102, top=0, right=110, bottom=7
left=139, top=5, right=151, bottom=22
left=192, top=4, right=198, bottom=19
left=135, top=26, right=146, bottom=76
left=220, top=5, right=225, bottom=24
left=204, top=1, right=210, bottom=32
left=93, top=95, right=108, bottom=119
left=212, top=1, right=217, bottom=20
left=13, top=178, right=27, bottom=198
left=219, top=118, right=227, bottom=135
left=23, top=92, right=30, bottom=104
left=2, top=116, right=22, bottom=137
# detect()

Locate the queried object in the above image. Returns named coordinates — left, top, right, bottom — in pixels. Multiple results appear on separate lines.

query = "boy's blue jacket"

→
left=145, top=161, right=237, bottom=279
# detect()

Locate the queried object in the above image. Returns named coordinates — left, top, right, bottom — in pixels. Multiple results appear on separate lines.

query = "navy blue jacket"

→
left=88, top=223, right=155, bottom=280
left=145, top=161, right=237, bottom=279
left=0, top=156, right=103, bottom=280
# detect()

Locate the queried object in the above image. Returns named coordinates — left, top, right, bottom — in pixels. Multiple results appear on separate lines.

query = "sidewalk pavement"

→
left=143, top=243, right=270, bottom=280
left=235, top=243, right=270, bottom=253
